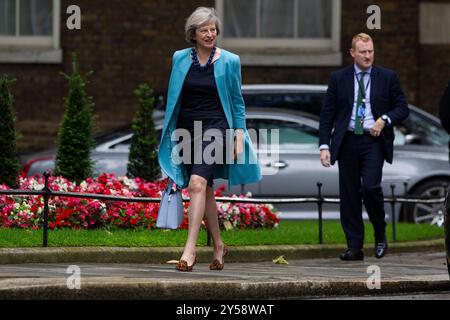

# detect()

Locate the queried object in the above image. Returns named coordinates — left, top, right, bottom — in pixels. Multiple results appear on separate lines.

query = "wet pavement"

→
left=0, top=251, right=448, bottom=299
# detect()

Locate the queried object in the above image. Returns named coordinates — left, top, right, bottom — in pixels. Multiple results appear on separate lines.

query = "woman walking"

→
left=158, top=7, right=261, bottom=271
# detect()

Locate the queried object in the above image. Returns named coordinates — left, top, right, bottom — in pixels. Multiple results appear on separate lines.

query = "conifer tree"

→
left=0, top=75, right=20, bottom=188
left=127, top=84, right=160, bottom=181
left=55, top=53, right=95, bottom=183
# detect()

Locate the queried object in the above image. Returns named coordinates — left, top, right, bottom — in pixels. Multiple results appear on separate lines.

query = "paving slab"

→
left=0, top=251, right=448, bottom=299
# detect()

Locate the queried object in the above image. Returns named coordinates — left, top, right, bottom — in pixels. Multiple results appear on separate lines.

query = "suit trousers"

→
left=337, top=132, right=387, bottom=250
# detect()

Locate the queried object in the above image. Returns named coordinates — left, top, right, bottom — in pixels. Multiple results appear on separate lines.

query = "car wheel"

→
left=403, top=178, right=450, bottom=224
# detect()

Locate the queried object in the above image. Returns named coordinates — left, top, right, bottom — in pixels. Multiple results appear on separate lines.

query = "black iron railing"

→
left=0, top=173, right=445, bottom=247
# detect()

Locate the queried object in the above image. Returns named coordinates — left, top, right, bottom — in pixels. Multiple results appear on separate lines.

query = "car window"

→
left=106, top=130, right=162, bottom=151
left=247, top=118, right=319, bottom=151
left=395, top=110, right=448, bottom=146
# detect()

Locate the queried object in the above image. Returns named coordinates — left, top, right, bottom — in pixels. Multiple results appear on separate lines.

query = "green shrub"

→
left=0, top=75, right=20, bottom=188
left=127, top=84, right=160, bottom=181
left=55, top=53, right=95, bottom=183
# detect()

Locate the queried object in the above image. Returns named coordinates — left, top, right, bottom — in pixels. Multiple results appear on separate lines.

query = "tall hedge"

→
left=126, top=84, right=160, bottom=181
left=54, top=54, right=95, bottom=183
left=0, top=75, right=20, bottom=188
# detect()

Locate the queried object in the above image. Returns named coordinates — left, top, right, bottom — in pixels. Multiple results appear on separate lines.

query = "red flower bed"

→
left=0, top=174, right=280, bottom=230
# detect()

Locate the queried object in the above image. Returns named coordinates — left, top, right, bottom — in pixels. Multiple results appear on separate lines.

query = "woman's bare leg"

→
left=204, top=185, right=225, bottom=262
left=179, top=175, right=207, bottom=265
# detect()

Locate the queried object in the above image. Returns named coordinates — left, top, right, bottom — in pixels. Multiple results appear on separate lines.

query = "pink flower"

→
left=0, top=176, right=279, bottom=230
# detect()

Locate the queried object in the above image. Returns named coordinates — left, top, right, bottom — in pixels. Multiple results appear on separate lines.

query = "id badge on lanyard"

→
left=355, top=72, right=370, bottom=121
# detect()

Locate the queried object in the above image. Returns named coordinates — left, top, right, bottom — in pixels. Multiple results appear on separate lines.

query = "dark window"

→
left=0, top=0, right=53, bottom=36
left=247, top=118, right=319, bottom=151
left=398, top=110, right=448, bottom=146
left=223, top=0, right=332, bottom=39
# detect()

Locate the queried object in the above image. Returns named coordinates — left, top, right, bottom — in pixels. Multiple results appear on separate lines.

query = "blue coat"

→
left=158, top=48, right=262, bottom=189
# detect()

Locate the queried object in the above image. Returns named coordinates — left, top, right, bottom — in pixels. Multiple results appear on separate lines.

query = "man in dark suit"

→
left=319, top=33, right=409, bottom=261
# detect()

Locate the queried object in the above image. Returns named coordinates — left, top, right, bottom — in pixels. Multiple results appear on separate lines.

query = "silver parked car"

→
left=21, top=85, right=450, bottom=223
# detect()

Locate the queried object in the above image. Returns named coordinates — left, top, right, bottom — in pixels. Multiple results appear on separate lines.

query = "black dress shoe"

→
left=339, top=249, right=364, bottom=261
left=375, top=242, right=388, bottom=259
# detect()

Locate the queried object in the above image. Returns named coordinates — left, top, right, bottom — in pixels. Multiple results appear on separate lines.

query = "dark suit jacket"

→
left=319, top=65, right=409, bottom=164
left=439, top=81, right=450, bottom=134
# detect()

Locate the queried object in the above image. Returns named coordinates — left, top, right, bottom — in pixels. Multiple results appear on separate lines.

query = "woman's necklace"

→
left=191, top=47, right=216, bottom=71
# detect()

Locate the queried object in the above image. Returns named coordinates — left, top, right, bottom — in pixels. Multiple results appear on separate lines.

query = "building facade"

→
left=0, top=0, right=449, bottom=153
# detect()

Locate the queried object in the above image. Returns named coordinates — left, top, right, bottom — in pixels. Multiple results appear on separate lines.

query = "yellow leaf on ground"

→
left=272, top=255, right=289, bottom=264
left=223, top=221, right=233, bottom=230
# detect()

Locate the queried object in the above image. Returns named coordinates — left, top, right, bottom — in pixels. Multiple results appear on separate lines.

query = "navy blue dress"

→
left=176, top=63, right=229, bottom=187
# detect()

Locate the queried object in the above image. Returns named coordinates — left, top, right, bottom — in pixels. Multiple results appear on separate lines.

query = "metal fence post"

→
left=42, top=172, right=51, bottom=247
left=390, top=184, right=397, bottom=243
left=403, top=181, right=408, bottom=222
left=206, top=230, right=211, bottom=246
left=317, top=182, right=323, bottom=244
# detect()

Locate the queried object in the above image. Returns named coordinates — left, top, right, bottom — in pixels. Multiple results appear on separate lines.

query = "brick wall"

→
left=419, top=45, right=450, bottom=114
left=418, top=0, right=450, bottom=114
left=243, top=0, right=420, bottom=107
left=1, top=0, right=213, bottom=153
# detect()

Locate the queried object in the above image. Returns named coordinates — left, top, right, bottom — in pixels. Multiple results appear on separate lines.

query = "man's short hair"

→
left=351, top=33, right=373, bottom=49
